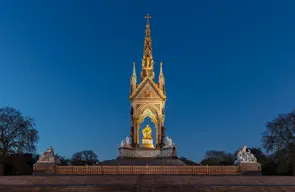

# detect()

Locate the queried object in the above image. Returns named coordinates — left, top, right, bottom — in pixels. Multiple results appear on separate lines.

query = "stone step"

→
left=0, top=186, right=295, bottom=192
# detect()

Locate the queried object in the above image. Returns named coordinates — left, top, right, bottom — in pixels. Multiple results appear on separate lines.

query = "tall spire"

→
left=141, top=14, right=155, bottom=81
left=130, top=62, right=137, bottom=95
left=159, top=61, right=163, bottom=76
left=132, top=62, right=137, bottom=78
left=158, top=62, right=165, bottom=92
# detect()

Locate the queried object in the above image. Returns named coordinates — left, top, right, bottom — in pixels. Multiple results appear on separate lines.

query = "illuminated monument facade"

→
left=118, top=15, right=177, bottom=158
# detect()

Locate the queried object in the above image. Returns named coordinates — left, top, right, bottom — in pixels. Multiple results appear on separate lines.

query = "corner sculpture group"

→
left=234, top=145, right=257, bottom=165
left=37, top=146, right=60, bottom=164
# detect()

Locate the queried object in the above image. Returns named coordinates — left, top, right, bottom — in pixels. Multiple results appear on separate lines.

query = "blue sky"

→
left=1, top=0, right=295, bottom=162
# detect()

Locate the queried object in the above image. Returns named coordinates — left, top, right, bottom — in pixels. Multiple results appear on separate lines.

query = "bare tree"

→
left=72, top=150, right=98, bottom=165
left=179, top=157, right=199, bottom=165
left=262, top=111, right=295, bottom=175
left=55, top=153, right=71, bottom=165
left=0, top=107, right=39, bottom=163
left=200, top=150, right=234, bottom=165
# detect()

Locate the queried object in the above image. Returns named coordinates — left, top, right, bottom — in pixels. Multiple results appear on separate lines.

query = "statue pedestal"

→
left=239, top=162, right=261, bottom=175
left=33, top=162, right=56, bottom=175
left=142, top=138, right=154, bottom=148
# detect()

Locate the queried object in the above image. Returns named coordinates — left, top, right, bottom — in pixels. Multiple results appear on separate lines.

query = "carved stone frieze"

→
left=118, top=147, right=174, bottom=158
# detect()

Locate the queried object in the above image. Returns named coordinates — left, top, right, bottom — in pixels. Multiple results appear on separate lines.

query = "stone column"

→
left=132, top=118, right=140, bottom=148
left=160, top=122, right=163, bottom=147
left=161, top=125, right=165, bottom=148
left=158, top=116, right=165, bottom=148
left=136, top=121, right=140, bottom=148
left=156, top=119, right=162, bottom=149
left=130, top=107, right=136, bottom=148
left=155, top=123, right=160, bottom=149
left=131, top=124, right=135, bottom=148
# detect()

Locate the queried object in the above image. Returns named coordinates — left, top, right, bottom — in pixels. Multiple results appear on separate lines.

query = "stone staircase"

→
left=1, top=175, right=295, bottom=192
left=0, top=185, right=295, bottom=192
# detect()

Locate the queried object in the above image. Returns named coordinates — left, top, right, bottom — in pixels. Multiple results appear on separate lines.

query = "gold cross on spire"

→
left=145, top=14, right=151, bottom=25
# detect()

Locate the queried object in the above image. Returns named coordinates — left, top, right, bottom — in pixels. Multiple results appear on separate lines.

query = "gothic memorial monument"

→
left=118, top=14, right=177, bottom=159
left=33, top=15, right=262, bottom=173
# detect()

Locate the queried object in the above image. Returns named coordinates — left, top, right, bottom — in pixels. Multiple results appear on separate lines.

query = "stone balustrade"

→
left=54, top=165, right=240, bottom=175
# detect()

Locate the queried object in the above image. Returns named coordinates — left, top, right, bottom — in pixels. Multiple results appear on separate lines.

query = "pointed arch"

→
left=138, top=108, right=157, bottom=125
left=134, top=103, right=161, bottom=119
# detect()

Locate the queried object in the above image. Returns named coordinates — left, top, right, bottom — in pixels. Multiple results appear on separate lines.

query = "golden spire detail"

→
left=141, top=14, right=155, bottom=81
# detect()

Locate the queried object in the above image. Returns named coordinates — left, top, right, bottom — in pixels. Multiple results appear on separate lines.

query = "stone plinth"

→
left=33, top=162, right=56, bottom=175
left=239, top=162, right=261, bottom=175
left=142, top=138, right=154, bottom=148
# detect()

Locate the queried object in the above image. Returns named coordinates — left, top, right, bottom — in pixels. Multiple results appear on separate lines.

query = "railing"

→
left=55, top=165, right=240, bottom=175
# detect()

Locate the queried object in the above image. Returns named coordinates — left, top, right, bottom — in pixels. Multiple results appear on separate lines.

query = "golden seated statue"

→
left=142, top=124, right=155, bottom=148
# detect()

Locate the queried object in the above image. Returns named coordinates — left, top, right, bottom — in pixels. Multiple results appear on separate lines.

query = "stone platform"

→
left=1, top=175, right=295, bottom=192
